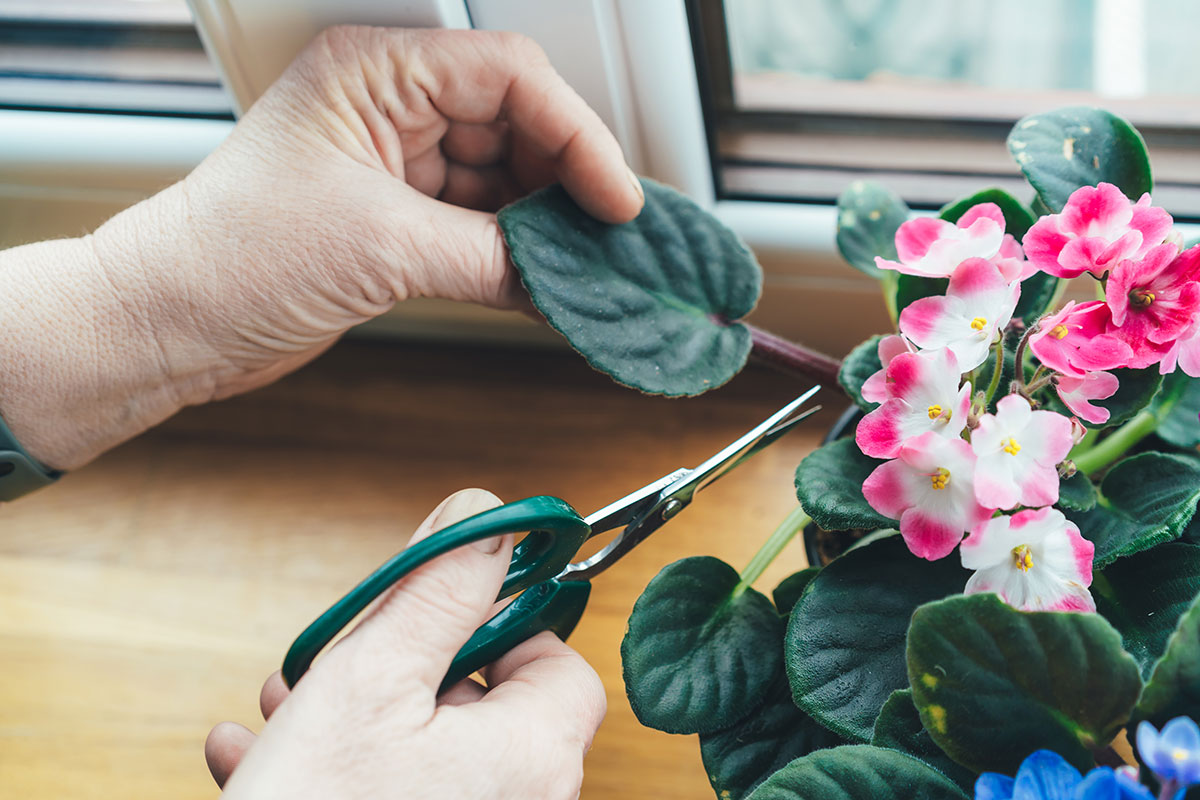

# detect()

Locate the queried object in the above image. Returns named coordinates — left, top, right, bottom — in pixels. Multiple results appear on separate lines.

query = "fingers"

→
left=350, top=488, right=514, bottom=696
left=409, top=30, right=643, bottom=224
left=437, top=676, right=488, bottom=707
left=205, top=721, right=257, bottom=788
left=259, top=671, right=289, bottom=720
left=481, top=632, right=607, bottom=752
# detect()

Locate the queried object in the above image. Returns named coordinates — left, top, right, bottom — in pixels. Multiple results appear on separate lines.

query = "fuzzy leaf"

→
left=795, top=438, right=893, bottom=532
left=1065, top=452, right=1200, bottom=567
left=701, top=677, right=845, bottom=800
left=773, top=567, right=821, bottom=617
left=1157, top=374, right=1200, bottom=450
left=745, top=745, right=967, bottom=800
left=1056, top=471, right=1098, bottom=512
left=1007, top=106, right=1153, bottom=213
left=907, top=594, right=1143, bottom=774
left=785, top=535, right=969, bottom=742
left=499, top=179, right=761, bottom=396
left=835, top=181, right=909, bottom=279
left=938, top=187, right=1037, bottom=241
left=1013, top=271, right=1062, bottom=325
left=621, top=556, right=783, bottom=735
left=871, top=689, right=977, bottom=791
left=838, top=336, right=884, bottom=412
left=1132, top=587, right=1200, bottom=730
left=894, top=275, right=948, bottom=315
left=1095, top=542, right=1200, bottom=679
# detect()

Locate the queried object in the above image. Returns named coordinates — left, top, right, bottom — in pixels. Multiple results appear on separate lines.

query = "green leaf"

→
left=701, top=677, right=845, bottom=800
left=1007, top=106, right=1153, bottom=213
left=499, top=179, right=761, bottom=396
left=1094, top=542, right=1200, bottom=678
left=621, top=556, right=783, bottom=735
left=1013, top=271, right=1062, bottom=325
left=745, top=745, right=967, bottom=800
left=938, top=187, right=1037, bottom=241
left=871, top=689, right=976, bottom=791
left=835, top=181, right=910, bottom=279
left=785, top=535, right=969, bottom=742
left=839, top=336, right=884, bottom=412
left=1056, top=471, right=1098, bottom=512
left=1044, top=367, right=1163, bottom=430
left=1157, top=374, right=1200, bottom=450
left=795, top=438, right=893, bottom=533
left=1065, top=452, right=1200, bottom=567
left=1132, top=588, right=1200, bottom=730
left=907, top=594, right=1142, bottom=774
left=773, top=567, right=821, bottom=617
left=894, top=275, right=948, bottom=315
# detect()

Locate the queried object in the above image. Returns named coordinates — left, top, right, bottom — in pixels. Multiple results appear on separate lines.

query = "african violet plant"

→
left=496, top=106, right=1200, bottom=800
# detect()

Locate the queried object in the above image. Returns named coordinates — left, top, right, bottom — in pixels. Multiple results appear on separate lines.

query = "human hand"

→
left=0, top=27, right=642, bottom=469
left=204, top=488, right=607, bottom=799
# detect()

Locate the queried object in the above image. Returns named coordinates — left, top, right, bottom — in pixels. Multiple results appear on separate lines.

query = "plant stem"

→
left=881, top=271, right=900, bottom=327
left=1158, top=777, right=1181, bottom=800
left=733, top=505, right=811, bottom=599
left=1013, top=324, right=1036, bottom=395
left=747, top=324, right=844, bottom=390
left=1072, top=410, right=1158, bottom=476
left=1045, top=277, right=1070, bottom=314
left=983, top=336, right=1006, bottom=408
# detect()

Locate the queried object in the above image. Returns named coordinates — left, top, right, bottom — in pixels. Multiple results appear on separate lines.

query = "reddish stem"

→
left=747, top=324, right=844, bottom=391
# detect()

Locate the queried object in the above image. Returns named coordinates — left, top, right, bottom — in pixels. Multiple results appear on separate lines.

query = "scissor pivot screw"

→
left=661, top=499, right=683, bottom=521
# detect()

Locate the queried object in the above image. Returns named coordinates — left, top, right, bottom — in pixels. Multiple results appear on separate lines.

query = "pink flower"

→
left=1027, top=301, right=1134, bottom=377
left=1106, top=244, right=1200, bottom=367
left=862, top=432, right=994, bottom=560
left=960, top=507, right=1095, bottom=612
left=855, top=348, right=971, bottom=459
left=971, top=395, right=1074, bottom=509
left=1024, top=183, right=1173, bottom=279
left=860, top=335, right=916, bottom=404
left=899, top=258, right=1021, bottom=371
left=1161, top=327, right=1200, bottom=377
left=875, top=203, right=1006, bottom=279
left=1055, top=371, right=1120, bottom=424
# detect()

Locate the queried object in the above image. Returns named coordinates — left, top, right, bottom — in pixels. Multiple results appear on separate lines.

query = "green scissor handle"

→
left=282, top=495, right=592, bottom=689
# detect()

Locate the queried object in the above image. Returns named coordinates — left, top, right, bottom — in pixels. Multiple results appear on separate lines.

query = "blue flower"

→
left=1138, top=717, right=1200, bottom=786
left=975, top=750, right=1155, bottom=800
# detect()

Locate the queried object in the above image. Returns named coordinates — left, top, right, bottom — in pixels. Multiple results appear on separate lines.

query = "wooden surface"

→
left=0, top=338, right=836, bottom=799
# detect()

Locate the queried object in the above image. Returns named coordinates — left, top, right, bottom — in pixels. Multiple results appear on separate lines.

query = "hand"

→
left=0, top=27, right=642, bottom=469
left=204, top=488, right=607, bottom=799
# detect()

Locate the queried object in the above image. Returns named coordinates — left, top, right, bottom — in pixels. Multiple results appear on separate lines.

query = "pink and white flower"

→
left=1106, top=243, right=1200, bottom=368
left=1161, top=326, right=1200, bottom=378
left=899, top=258, right=1021, bottom=371
left=1027, top=301, right=1134, bottom=377
left=1023, top=183, right=1173, bottom=279
left=1055, top=371, right=1120, bottom=425
left=960, top=507, right=1095, bottom=612
left=855, top=348, right=971, bottom=459
left=860, top=335, right=916, bottom=404
left=875, top=203, right=1006, bottom=279
left=971, top=395, right=1074, bottom=509
left=862, top=432, right=994, bottom=561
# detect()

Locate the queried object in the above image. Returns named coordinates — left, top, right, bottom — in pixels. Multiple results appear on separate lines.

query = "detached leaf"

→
left=1095, top=542, right=1200, bottom=678
left=835, top=181, right=909, bottom=279
left=839, top=336, right=884, bottom=412
left=1157, top=374, right=1200, bottom=450
left=871, top=689, right=976, bottom=791
left=939, top=187, right=1036, bottom=241
left=701, top=677, right=845, bottom=800
left=1132, top=588, right=1200, bottom=730
left=745, top=745, right=967, bottom=800
left=621, top=556, right=783, bottom=735
left=499, top=179, right=761, bottom=396
left=907, top=594, right=1142, bottom=774
left=795, top=438, right=893, bottom=532
left=1007, top=106, right=1153, bottom=213
left=786, top=535, right=969, bottom=742
left=1065, top=452, right=1200, bottom=567
left=773, top=567, right=821, bottom=616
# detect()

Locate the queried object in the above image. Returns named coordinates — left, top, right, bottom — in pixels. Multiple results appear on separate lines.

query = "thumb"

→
left=353, top=488, right=513, bottom=694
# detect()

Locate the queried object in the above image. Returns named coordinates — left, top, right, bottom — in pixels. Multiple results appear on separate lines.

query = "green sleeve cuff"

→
left=0, top=414, right=62, bottom=501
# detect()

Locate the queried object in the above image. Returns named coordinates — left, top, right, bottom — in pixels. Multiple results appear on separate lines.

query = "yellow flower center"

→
left=927, top=404, right=951, bottom=422
left=1174, top=747, right=1190, bottom=762
left=1131, top=288, right=1156, bottom=307
left=1012, top=544, right=1034, bottom=572
left=1002, top=437, right=1021, bottom=456
left=930, top=467, right=950, bottom=490
left=1050, top=324, right=1069, bottom=339
left=970, top=317, right=988, bottom=331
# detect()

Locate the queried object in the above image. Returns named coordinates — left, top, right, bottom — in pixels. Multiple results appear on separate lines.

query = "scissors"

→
left=281, top=387, right=820, bottom=690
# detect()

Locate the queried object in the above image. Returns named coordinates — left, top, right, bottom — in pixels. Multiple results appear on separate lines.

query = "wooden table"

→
left=0, top=339, right=835, bottom=799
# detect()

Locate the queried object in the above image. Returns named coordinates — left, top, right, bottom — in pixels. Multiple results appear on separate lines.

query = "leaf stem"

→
left=747, top=324, right=844, bottom=390
left=733, top=505, right=811, bottom=599
left=1072, top=374, right=1188, bottom=476
left=1013, top=324, right=1036, bottom=396
left=983, top=336, right=1006, bottom=408
left=881, top=271, right=900, bottom=327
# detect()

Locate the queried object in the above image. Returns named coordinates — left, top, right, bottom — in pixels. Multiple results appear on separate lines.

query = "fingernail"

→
left=627, top=167, right=644, bottom=203
left=433, top=489, right=505, bottom=554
